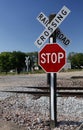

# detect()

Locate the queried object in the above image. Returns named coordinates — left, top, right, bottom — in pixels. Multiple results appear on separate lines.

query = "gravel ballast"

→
left=0, top=72, right=83, bottom=130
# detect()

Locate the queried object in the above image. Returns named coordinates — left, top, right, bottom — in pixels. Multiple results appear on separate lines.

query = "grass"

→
left=0, top=69, right=83, bottom=75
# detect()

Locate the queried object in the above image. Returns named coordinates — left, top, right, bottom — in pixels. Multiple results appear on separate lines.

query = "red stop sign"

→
left=38, top=43, right=66, bottom=73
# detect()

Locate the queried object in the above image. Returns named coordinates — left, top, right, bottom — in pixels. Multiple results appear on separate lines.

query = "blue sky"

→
left=0, top=0, right=83, bottom=55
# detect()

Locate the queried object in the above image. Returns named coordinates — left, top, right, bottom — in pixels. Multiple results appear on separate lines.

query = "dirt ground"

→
left=0, top=120, right=26, bottom=130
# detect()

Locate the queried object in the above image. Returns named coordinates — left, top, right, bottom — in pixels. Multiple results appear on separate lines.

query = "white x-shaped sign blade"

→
left=37, top=12, right=70, bottom=46
left=34, top=6, right=71, bottom=48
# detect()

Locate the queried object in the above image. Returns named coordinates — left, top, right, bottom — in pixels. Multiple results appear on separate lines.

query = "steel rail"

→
left=25, top=86, right=50, bottom=90
left=58, top=91, right=83, bottom=97
left=1, top=90, right=83, bottom=97
left=0, top=90, right=49, bottom=95
left=57, top=87, right=83, bottom=90
left=22, top=86, right=83, bottom=90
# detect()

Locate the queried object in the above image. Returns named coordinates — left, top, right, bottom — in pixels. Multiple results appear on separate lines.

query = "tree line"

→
left=0, top=51, right=38, bottom=74
left=0, top=51, right=83, bottom=74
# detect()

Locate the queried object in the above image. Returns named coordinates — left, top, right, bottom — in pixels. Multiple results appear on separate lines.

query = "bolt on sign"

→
left=34, top=6, right=71, bottom=48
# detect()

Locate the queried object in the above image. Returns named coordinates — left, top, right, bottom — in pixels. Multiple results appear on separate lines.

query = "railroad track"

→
left=1, top=86, right=83, bottom=97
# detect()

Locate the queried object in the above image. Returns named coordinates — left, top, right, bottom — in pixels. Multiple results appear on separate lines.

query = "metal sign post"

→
left=49, top=37, right=57, bottom=129
left=48, top=14, right=57, bottom=129
left=49, top=14, right=57, bottom=128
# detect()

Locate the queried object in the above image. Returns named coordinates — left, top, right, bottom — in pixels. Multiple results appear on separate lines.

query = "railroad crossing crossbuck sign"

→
left=38, top=43, right=66, bottom=73
left=37, top=13, right=70, bottom=46
left=34, top=6, right=71, bottom=48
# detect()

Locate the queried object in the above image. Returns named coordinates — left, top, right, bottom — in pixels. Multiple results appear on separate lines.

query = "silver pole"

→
left=50, top=37, right=55, bottom=120
left=50, top=37, right=57, bottom=129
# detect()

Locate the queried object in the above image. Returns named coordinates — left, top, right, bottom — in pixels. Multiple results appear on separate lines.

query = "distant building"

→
left=63, top=62, right=71, bottom=70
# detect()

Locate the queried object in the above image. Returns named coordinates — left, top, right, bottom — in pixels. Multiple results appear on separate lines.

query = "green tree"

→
left=11, top=51, right=26, bottom=73
left=0, top=52, right=11, bottom=73
left=68, top=52, right=83, bottom=69
left=0, top=51, right=26, bottom=74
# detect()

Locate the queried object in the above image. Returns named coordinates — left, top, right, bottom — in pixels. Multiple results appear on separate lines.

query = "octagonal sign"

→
left=38, top=43, right=66, bottom=73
